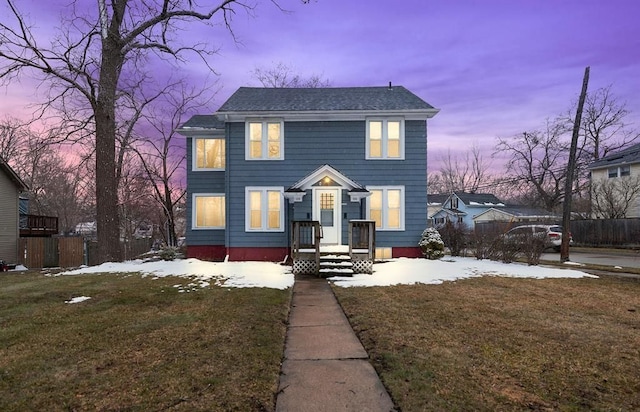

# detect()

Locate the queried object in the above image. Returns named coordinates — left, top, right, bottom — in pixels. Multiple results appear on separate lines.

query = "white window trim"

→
left=245, top=119, right=284, bottom=160
left=245, top=186, right=285, bottom=232
left=365, top=118, right=405, bottom=160
left=192, top=193, right=225, bottom=230
left=366, top=185, right=405, bottom=231
left=192, top=137, right=225, bottom=171
left=608, top=165, right=632, bottom=178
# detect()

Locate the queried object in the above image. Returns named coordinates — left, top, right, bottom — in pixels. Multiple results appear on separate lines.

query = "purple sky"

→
left=2, top=0, right=639, bottom=172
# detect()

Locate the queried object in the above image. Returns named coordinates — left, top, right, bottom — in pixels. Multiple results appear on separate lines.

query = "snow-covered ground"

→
left=56, top=256, right=597, bottom=293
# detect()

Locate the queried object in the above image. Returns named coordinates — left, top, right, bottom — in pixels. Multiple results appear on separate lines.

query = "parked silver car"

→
left=504, top=225, right=572, bottom=252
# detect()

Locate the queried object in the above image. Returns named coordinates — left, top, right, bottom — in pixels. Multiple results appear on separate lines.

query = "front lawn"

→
left=0, top=271, right=290, bottom=411
left=334, top=276, right=640, bottom=411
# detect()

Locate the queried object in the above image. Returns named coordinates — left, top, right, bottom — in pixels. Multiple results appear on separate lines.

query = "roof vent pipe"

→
left=388, top=81, right=392, bottom=89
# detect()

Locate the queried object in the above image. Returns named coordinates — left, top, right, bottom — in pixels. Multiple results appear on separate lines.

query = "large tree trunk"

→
left=94, top=33, right=124, bottom=263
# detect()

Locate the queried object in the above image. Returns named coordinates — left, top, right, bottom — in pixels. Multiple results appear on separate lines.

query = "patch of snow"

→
left=328, top=257, right=597, bottom=287
left=563, top=261, right=585, bottom=266
left=65, top=296, right=91, bottom=304
left=10, top=265, right=28, bottom=271
left=614, top=265, right=623, bottom=269
left=55, top=256, right=597, bottom=290
left=58, top=258, right=294, bottom=290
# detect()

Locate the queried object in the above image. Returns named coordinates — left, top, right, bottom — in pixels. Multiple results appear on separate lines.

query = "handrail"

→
left=291, top=220, right=322, bottom=275
left=348, top=220, right=375, bottom=261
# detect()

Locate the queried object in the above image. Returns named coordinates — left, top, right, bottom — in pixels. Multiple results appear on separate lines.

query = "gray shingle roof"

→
left=501, top=205, right=558, bottom=217
left=178, top=115, right=225, bottom=129
left=588, top=143, right=640, bottom=170
left=0, top=156, right=28, bottom=191
left=427, top=194, right=449, bottom=205
left=455, top=192, right=504, bottom=206
left=217, top=86, right=437, bottom=113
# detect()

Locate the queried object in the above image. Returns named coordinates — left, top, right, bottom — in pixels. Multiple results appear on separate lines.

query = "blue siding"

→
left=225, top=120, right=428, bottom=248
left=185, top=137, right=226, bottom=246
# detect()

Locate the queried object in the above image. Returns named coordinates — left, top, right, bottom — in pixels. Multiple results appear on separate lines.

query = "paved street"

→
left=540, top=249, right=640, bottom=271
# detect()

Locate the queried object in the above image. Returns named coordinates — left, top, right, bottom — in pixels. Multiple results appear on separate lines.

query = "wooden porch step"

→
left=319, top=253, right=354, bottom=277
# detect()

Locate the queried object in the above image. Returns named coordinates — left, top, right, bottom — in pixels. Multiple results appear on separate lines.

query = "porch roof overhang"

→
left=284, top=164, right=371, bottom=203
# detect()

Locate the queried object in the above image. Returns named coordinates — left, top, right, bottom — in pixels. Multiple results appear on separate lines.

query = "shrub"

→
left=419, top=228, right=445, bottom=260
left=158, top=246, right=183, bottom=261
left=438, top=221, right=469, bottom=256
left=519, top=233, right=546, bottom=265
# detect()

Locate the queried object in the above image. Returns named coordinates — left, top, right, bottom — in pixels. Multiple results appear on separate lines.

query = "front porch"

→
left=291, top=220, right=375, bottom=276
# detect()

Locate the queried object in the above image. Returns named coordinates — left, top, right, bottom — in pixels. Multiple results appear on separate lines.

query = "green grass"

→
left=333, top=276, right=640, bottom=411
left=0, top=271, right=290, bottom=411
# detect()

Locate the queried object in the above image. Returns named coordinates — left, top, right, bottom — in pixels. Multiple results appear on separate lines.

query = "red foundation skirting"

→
left=186, top=245, right=227, bottom=261
left=227, top=247, right=289, bottom=262
left=392, top=247, right=422, bottom=258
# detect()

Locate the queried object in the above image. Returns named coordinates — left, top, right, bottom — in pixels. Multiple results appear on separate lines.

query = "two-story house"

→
left=588, top=143, right=640, bottom=218
left=430, top=192, right=505, bottom=228
left=178, top=85, right=439, bottom=262
left=0, top=156, right=28, bottom=265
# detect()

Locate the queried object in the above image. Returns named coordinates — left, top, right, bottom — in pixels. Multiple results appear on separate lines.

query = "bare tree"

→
left=495, top=86, right=639, bottom=213
left=0, top=119, right=91, bottom=231
left=578, top=86, right=639, bottom=161
left=429, top=144, right=491, bottom=193
left=132, top=82, right=212, bottom=247
left=0, top=0, right=288, bottom=263
left=0, top=117, right=27, bottom=161
left=495, top=120, right=573, bottom=212
left=591, top=176, right=640, bottom=219
left=252, top=61, right=331, bottom=88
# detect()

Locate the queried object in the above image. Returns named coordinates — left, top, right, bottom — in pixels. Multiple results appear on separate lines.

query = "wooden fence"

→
left=569, top=218, right=640, bottom=247
left=475, top=219, right=640, bottom=247
left=18, top=237, right=84, bottom=269
left=19, top=237, right=153, bottom=268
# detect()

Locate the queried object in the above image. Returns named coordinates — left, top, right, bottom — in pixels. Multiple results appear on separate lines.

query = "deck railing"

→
left=19, top=214, right=59, bottom=237
left=348, top=220, right=375, bottom=261
left=291, top=220, right=375, bottom=275
left=291, top=221, right=322, bottom=274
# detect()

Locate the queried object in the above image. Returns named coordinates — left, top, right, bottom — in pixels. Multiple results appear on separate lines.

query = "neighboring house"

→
left=0, top=156, right=29, bottom=264
left=473, top=206, right=559, bottom=225
left=178, top=85, right=439, bottom=261
left=427, top=193, right=449, bottom=224
left=430, top=192, right=505, bottom=228
left=588, top=143, right=640, bottom=218
left=75, top=221, right=97, bottom=239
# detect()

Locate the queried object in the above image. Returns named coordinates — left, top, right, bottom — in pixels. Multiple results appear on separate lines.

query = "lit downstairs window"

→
left=193, top=194, right=225, bottom=229
left=193, top=138, right=225, bottom=170
left=367, top=186, right=405, bottom=230
left=245, top=187, right=284, bottom=232
left=366, top=119, right=404, bottom=159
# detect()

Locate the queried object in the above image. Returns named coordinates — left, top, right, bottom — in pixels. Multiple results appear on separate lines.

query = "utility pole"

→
left=561, top=67, right=590, bottom=262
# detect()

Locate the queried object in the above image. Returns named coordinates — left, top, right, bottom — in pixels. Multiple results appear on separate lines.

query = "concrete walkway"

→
left=275, top=275, right=396, bottom=412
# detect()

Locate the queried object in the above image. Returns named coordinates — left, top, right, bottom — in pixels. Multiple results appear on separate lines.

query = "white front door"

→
left=313, top=188, right=341, bottom=245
